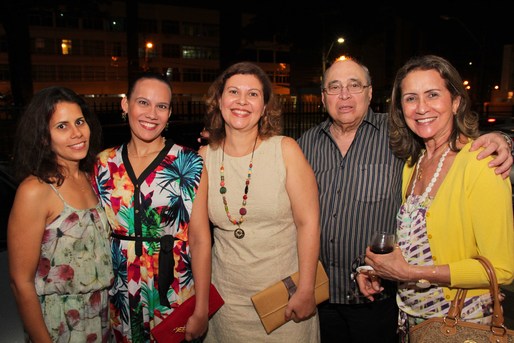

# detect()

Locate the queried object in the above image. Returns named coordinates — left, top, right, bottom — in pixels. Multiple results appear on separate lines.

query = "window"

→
left=162, top=20, right=180, bottom=34
left=203, top=24, right=220, bottom=38
left=139, top=19, right=157, bottom=34
left=110, top=42, right=123, bottom=58
left=31, top=38, right=56, bottom=55
left=166, top=67, right=181, bottom=82
left=58, top=65, right=81, bottom=81
left=202, top=69, right=218, bottom=82
left=33, top=65, right=56, bottom=81
left=162, top=44, right=181, bottom=58
left=183, top=68, right=201, bottom=82
left=181, top=22, right=219, bottom=38
left=83, top=17, right=104, bottom=30
left=182, top=46, right=218, bottom=60
left=61, top=39, right=73, bottom=55
left=83, top=40, right=105, bottom=56
left=182, top=22, right=203, bottom=37
left=84, top=66, right=106, bottom=81
left=28, top=10, right=53, bottom=27
left=56, top=12, right=79, bottom=28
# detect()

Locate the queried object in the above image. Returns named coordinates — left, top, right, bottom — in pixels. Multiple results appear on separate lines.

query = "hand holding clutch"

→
left=251, top=261, right=329, bottom=334
left=151, top=283, right=224, bottom=343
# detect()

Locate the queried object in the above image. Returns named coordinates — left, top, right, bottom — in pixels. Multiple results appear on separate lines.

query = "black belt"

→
left=111, top=232, right=175, bottom=308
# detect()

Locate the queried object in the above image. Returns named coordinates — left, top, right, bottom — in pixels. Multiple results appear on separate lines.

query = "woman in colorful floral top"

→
left=8, top=86, right=113, bottom=342
left=92, top=72, right=211, bottom=342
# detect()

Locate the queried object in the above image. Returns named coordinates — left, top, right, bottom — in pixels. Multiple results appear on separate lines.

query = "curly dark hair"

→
left=12, top=86, right=102, bottom=184
left=204, top=61, right=282, bottom=148
left=388, top=54, right=479, bottom=166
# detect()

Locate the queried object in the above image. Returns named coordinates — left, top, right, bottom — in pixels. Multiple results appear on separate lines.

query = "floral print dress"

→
left=93, top=140, right=203, bottom=343
left=36, top=184, right=113, bottom=343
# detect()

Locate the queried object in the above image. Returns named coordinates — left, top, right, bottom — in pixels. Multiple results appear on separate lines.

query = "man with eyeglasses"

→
left=297, top=58, right=513, bottom=342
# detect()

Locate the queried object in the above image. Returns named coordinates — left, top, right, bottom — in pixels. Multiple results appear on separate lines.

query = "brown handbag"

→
left=250, top=260, right=329, bottom=334
left=409, top=256, right=514, bottom=343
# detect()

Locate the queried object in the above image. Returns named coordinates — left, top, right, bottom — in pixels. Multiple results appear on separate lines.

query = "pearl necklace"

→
left=410, top=147, right=451, bottom=206
left=219, top=135, right=258, bottom=239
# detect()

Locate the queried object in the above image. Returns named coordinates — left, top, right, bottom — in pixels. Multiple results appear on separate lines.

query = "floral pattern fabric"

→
left=36, top=185, right=113, bottom=343
left=93, top=141, right=203, bottom=343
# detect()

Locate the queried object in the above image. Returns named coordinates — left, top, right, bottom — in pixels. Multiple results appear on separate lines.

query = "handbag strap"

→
left=474, top=256, right=506, bottom=332
left=445, top=256, right=509, bottom=340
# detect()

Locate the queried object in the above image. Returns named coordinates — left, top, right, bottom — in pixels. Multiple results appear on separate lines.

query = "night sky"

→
left=171, top=1, right=513, bottom=96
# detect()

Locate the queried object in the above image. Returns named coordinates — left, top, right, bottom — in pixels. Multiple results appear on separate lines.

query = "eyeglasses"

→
left=323, top=81, right=371, bottom=95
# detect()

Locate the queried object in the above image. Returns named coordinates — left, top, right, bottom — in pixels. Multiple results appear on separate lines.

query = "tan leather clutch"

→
left=251, top=260, right=329, bottom=334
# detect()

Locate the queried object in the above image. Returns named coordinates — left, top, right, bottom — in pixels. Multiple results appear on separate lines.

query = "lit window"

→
left=61, top=39, right=72, bottom=55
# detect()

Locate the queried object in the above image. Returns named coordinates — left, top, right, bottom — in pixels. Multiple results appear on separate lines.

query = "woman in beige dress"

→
left=200, top=62, right=321, bottom=342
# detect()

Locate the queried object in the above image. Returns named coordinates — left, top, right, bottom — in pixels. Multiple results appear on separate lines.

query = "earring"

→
left=121, top=112, right=127, bottom=122
left=165, top=121, right=169, bottom=131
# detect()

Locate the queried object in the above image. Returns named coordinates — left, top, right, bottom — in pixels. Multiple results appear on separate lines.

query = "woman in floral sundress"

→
left=92, top=72, right=211, bottom=343
left=8, top=86, right=113, bottom=342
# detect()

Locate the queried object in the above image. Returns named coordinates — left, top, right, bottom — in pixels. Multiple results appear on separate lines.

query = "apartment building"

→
left=0, top=1, right=291, bottom=103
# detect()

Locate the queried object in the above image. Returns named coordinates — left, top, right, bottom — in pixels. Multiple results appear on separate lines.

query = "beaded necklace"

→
left=410, top=146, right=451, bottom=207
left=219, top=135, right=258, bottom=239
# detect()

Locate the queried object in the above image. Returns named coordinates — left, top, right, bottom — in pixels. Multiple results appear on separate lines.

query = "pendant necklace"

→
left=219, top=135, right=258, bottom=239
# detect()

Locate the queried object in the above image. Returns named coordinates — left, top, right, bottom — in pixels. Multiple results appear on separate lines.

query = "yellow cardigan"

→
left=401, top=141, right=514, bottom=300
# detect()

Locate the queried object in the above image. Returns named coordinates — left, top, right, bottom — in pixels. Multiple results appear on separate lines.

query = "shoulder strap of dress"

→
left=48, top=183, right=66, bottom=203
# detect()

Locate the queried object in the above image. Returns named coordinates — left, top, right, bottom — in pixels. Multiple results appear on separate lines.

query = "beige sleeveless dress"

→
left=204, top=135, right=320, bottom=342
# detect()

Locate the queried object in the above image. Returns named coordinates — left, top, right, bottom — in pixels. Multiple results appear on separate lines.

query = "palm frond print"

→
left=157, top=149, right=202, bottom=227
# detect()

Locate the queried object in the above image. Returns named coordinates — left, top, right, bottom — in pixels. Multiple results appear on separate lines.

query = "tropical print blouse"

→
left=93, top=139, right=203, bottom=342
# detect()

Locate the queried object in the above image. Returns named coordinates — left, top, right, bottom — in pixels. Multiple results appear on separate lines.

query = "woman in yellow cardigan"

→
left=356, top=55, right=514, bottom=337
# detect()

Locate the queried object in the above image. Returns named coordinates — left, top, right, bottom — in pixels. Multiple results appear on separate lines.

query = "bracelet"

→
left=416, top=279, right=431, bottom=289
left=497, top=131, right=513, bottom=151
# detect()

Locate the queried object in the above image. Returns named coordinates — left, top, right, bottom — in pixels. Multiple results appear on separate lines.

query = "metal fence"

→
left=2, top=99, right=513, bottom=158
left=0, top=100, right=327, bottom=158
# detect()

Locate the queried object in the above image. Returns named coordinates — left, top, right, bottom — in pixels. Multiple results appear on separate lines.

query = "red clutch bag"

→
left=151, top=283, right=224, bottom=343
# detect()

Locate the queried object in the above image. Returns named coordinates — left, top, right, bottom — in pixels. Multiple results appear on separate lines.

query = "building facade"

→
left=0, top=1, right=291, bottom=103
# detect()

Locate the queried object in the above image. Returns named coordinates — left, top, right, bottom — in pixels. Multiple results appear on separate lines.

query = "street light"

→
left=144, top=41, right=153, bottom=71
left=322, top=37, right=345, bottom=74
